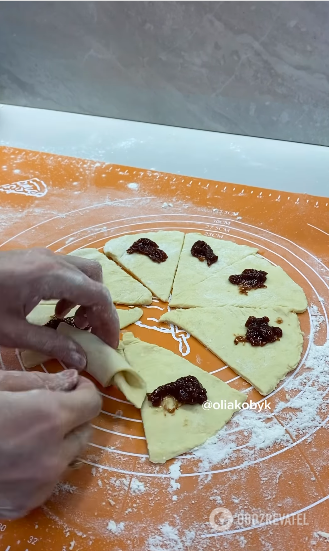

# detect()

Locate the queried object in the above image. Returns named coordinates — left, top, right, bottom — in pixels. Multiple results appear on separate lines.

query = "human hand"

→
left=0, top=371, right=101, bottom=519
left=0, top=248, right=120, bottom=368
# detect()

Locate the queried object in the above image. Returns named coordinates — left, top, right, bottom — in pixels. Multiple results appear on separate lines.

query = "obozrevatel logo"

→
left=209, top=507, right=234, bottom=532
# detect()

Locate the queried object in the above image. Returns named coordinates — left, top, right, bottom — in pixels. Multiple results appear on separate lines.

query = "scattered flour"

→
left=315, top=531, right=329, bottom=540
left=107, top=520, right=125, bottom=534
left=110, top=476, right=145, bottom=495
left=53, top=482, right=77, bottom=495
left=130, top=478, right=146, bottom=495
left=147, top=523, right=195, bottom=551
left=127, top=182, right=139, bottom=190
left=309, top=303, right=325, bottom=334
left=169, top=461, right=181, bottom=491
left=275, top=340, right=329, bottom=436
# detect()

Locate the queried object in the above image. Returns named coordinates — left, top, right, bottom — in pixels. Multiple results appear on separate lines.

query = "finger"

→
left=62, top=254, right=103, bottom=284
left=57, top=377, right=102, bottom=434
left=3, top=319, right=87, bottom=370
left=42, top=270, right=119, bottom=349
left=55, top=255, right=103, bottom=318
left=88, top=304, right=120, bottom=349
left=74, top=306, right=90, bottom=329
left=55, top=299, right=76, bottom=318
left=61, top=423, right=93, bottom=465
left=0, top=370, right=78, bottom=392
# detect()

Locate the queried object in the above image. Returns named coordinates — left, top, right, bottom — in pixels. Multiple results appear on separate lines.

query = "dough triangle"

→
left=160, top=306, right=303, bottom=395
left=170, top=253, right=307, bottom=312
left=116, top=307, right=143, bottom=328
left=120, top=333, right=246, bottom=463
left=170, top=233, right=258, bottom=307
left=70, top=248, right=152, bottom=305
left=104, top=231, right=184, bottom=302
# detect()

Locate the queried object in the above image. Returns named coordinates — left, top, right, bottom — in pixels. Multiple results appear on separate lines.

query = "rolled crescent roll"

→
left=57, top=323, right=146, bottom=408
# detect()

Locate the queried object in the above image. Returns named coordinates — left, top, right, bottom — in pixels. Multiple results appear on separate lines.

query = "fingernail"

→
left=70, top=352, right=86, bottom=369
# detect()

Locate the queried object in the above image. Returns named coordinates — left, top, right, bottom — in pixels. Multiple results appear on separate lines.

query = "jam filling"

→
left=234, top=316, right=282, bottom=347
left=191, top=240, right=218, bottom=267
left=229, top=269, right=267, bottom=295
left=127, top=238, right=168, bottom=263
left=45, top=316, right=90, bottom=330
left=147, top=375, right=207, bottom=413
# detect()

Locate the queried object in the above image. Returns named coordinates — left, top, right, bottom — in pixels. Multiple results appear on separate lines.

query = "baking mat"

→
left=0, top=146, right=329, bottom=550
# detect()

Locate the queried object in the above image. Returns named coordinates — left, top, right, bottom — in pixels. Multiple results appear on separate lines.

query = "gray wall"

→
left=0, top=1, right=329, bottom=146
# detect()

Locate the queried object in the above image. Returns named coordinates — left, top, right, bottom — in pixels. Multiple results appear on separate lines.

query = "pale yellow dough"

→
left=170, top=233, right=258, bottom=308
left=27, top=304, right=78, bottom=326
left=116, top=307, right=143, bottom=328
left=160, top=307, right=303, bottom=396
left=22, top=324, right=147, bottom=408
left=104, top=231, right=185, bottom=302
left=22, top=307, right=143, bottom=369
left=26, top=303, right=142, bottom=330
left=119, top=332, right=247, bottom=463
left=170, top=253, right=307, bottom=312
left=57, top=324, right=146, bottom=408
left=70, top=248, right=152, bottom=305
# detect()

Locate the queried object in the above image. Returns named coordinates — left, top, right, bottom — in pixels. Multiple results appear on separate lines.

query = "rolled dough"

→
left=104, top=231, right=185, bottom=302
left=22, top=307, right=143, bottom=370
left=170, top=233, right=258, bottom=308
left=119, top=332, right=247, bottom=463
left=160, top=306, right=303, bottom=395
left=57, top=324, right=146, bottom=408
left=26, top=303, right=142, bottom=329
left=170, top=253, right=307, bottom=312
left=70, top=248, right=152, bottom=305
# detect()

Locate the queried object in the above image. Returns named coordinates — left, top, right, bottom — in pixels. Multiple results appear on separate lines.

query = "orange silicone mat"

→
left=0, top=146, right=329, bottom=551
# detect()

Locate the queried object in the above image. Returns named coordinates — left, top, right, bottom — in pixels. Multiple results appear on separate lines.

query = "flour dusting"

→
left=107, top=520, right=125, bottom=534
left=127, top=182, right=139, bottom=190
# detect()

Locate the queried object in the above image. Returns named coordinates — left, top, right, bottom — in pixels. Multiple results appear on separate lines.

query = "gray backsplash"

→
left=1, top=1, right=328, bottom=146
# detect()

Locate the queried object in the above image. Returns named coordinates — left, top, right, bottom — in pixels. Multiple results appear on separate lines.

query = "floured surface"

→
left=1, top=146, right=329, bottom=550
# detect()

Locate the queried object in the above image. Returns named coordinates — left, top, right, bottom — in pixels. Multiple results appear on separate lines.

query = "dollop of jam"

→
left=229, top=269, right=267, bottom=295
left=191, top=240, right=218, bottom=267
left=234, top=316, right=282, bottom=347
left=45, top=316, right=90, bottom=330
left=127, top=238, right=168, bottom=263
left=147, top=375, right=207, bottom=413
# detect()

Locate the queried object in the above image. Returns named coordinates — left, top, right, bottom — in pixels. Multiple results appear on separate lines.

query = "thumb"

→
left=0, top=369, right=79, bottom=392
left=3, top=320, right=87, bottom=370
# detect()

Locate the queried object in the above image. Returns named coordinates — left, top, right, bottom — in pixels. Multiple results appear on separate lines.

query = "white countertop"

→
left=1, top=104, right=328, bottom=197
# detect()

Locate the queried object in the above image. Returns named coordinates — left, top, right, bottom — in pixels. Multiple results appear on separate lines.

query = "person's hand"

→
left=0, top=248, right=120, bottom=368
left=0, top=370, right=102, bottom=519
